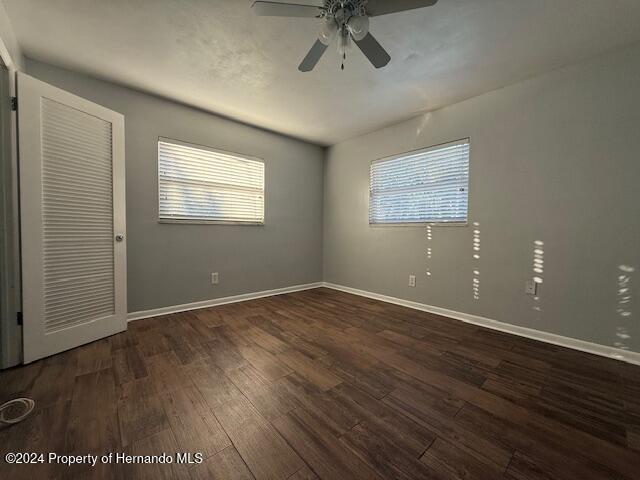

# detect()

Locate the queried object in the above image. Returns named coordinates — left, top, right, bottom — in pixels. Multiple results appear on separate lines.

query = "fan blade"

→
left=354, top=33, right=391, bottom=68
left=365, top=0, right=438, bottom=17
left=299, top=39, right=329, bottom=72
left=252, top=1, right=323, bottom=17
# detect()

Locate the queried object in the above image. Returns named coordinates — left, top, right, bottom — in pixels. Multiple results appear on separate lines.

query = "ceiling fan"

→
left=252, top=0, right=438, bottom=72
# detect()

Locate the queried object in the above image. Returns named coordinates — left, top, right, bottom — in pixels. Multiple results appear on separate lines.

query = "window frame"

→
left=368, top=138, right=470, bottom=227
left=157, top=137, right=266, bottom=226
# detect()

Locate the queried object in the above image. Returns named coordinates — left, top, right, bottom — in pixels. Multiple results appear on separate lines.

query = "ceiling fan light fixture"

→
left=346, top=15, right=369, bottom=41
left=319, top=17, right=338, bottom=45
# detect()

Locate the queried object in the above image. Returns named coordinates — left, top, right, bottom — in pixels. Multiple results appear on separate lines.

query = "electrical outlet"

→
left=409, top=274, right=416, bottom=287
left=525, top=280, right=537, bottom=295
left=211, top=272, right=219, bottom=285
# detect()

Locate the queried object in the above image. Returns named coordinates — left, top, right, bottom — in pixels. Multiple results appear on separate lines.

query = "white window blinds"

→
left=158, top=139, right=265, bottom=224
left=369, top=139, right=469, bottom=224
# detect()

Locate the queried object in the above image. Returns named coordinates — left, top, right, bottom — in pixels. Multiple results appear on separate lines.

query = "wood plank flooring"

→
left=1, top=287, right=639, bottom=479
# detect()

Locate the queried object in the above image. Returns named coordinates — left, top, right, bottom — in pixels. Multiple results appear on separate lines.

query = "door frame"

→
left=18, top=72, right=127, bottom=363
left=0, top=60, right=21, bottom=369
left=0, top=12, right=24, bottom=368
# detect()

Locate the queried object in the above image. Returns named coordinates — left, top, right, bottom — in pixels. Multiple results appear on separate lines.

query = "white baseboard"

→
left=127, top=282, right=323, bottom=322
left=322, top=282, right=640, bottom=366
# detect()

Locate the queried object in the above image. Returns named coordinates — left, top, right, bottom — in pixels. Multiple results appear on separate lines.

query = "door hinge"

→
left=16, top=311, right=23, bottom=326
left=10, top=96, right=17, bottom=111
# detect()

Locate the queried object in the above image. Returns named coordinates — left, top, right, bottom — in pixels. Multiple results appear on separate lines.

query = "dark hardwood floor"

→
left=1, top=287, right=639, bottom=479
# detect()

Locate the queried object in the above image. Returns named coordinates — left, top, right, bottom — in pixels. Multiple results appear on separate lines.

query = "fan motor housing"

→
left=324, top=0, right=367, bottom=17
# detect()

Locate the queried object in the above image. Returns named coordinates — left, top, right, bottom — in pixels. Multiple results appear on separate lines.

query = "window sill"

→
left=158, top=219, right=264, bottom=226
left=369, top=222, right=468, bottom=227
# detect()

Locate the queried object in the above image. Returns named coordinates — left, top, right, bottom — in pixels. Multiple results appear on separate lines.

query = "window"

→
left=369, top=139, right=469, bottom=225
left=158, top=138, right=265, bottom=224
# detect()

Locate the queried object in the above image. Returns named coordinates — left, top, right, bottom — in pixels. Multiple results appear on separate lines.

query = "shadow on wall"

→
left=614, top=264, right=634, bottom=352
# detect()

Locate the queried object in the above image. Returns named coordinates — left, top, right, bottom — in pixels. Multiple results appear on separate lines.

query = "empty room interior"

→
left=1, top=1, right=640, bottom=479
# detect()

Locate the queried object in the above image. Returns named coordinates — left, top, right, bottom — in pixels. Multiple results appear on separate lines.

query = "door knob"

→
left=115, top=234, right=125, bottom=242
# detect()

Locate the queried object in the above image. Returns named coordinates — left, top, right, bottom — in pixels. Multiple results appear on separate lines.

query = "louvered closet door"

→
left=18, top=73, right=126, bottom=363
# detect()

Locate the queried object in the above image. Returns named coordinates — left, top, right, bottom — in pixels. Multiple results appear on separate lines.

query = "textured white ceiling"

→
left=4, top=0, right=640, bottom=145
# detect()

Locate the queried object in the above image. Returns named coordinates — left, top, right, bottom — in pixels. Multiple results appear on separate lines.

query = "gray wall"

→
left=26, top=59, right=324, bottom=313
left=324, top=43, right=640, bottom=353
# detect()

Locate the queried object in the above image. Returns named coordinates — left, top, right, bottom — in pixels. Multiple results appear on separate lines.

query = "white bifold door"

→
left=18, top=73, right=127, bottom=363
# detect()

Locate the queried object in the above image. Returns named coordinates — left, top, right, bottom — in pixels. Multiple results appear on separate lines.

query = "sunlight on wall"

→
left=415, top=113, right=432, bottom=138
left=614, top=265, right=634, bottom=351
left=472, top=222, right=480, bottom=300
left=426, top=224, right=433, bottom=277
left=532, top=240, right=545, bottom=313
